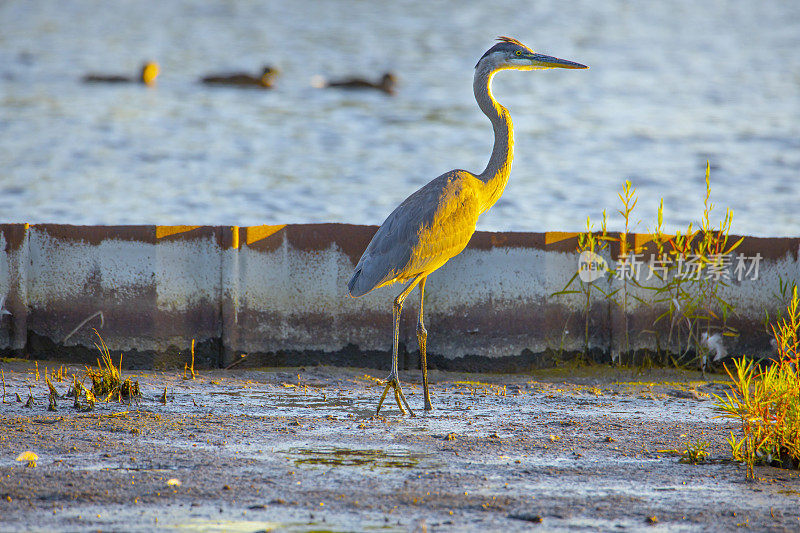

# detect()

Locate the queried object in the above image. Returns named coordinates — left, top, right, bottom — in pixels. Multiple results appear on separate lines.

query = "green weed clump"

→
left=679, top=439, right=711, bottom=464
left=715, top=287, right=800, bottom=478
left=83, top=330, right=141, bottom=403
left=659, top=438, right=710, bottom=464
left=70, top=376, right=96, bottom=411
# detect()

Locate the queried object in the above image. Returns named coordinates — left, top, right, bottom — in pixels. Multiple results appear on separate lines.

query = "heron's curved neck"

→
left=474, top=67, right=513, bottom=214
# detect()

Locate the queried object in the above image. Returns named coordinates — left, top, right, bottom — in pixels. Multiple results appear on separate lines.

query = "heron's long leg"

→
left=376, top=275, right=422, bottom=416
left=416, top=277, right=432, bottom=411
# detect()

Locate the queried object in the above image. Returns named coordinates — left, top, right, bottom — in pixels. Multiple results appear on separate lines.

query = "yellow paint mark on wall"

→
left=635, top=233, right=678, bottom=253
left=156, top=226, right=201, bottom=239
left=545, top=231, right=579, bottom=245
left=231, top=226, right=239, bottom=249
left=635, top=233, right=656, bottom=252
left=245, top=225, right=286, bottom=245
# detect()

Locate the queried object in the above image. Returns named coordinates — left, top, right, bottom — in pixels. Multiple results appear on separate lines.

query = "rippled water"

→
left=1, top=0, right=798, bottom=236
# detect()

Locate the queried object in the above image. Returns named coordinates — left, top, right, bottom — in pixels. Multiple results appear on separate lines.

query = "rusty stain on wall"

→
left=0, top=223, right=797, bottom=371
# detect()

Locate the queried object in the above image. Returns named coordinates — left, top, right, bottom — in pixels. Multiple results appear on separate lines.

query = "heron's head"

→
left=476, top=36, right=587, bottom=72
left=140, top=62, right=160, bottom=86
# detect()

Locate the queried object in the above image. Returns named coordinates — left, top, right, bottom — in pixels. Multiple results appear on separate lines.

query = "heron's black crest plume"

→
left=475, top=36, right=533, bottom=68
left=496, top=36, right=524, bottom=46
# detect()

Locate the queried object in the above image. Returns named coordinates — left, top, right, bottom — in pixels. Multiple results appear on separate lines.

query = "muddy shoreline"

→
left=1, top=361, right=798, bottom=532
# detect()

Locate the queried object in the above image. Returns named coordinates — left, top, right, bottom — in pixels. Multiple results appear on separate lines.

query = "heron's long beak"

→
left=529, top=53, right=588, bottom=70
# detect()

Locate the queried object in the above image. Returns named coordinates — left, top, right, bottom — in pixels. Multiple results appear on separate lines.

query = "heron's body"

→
left=348, top=37, right=587, bottom=415
left=349, top=170, right=483, bottom=297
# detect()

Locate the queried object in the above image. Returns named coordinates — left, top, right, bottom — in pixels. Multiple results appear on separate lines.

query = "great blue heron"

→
left=200, top=66, right=279, bottom=89
left=82, top=62, right=160, bottom=86
left=348, top=36, right=587, bottom=415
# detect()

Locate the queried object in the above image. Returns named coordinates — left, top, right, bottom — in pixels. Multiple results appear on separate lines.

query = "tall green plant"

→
left=552, top=212, right=613, bottom=360
left=610, top=180, right=642, bottom=361
left=646, top=163, right=742, bottom=369
left=555, top=162, right=742, bottom=368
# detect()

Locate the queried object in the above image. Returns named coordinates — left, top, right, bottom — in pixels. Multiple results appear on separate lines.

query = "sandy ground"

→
left=0, top=360, right=799, bottom=532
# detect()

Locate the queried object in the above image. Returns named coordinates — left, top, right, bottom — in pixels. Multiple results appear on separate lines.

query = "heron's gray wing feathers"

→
left=348, top=171, right=481, bottom=297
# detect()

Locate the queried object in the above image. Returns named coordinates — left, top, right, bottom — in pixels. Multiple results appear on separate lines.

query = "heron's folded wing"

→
left=349, top=172, right=481, bottom=296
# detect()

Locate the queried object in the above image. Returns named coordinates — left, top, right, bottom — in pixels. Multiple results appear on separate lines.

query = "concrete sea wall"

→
left=0, top=223, right=797, bottom=371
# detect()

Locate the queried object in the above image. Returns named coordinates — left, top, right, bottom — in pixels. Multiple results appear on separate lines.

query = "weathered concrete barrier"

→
left=0, top=223, right=797, bottom=371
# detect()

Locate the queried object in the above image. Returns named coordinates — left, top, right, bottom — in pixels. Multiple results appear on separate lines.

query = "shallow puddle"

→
left=270, top=396, right=355, bottom=410
left=174, top=520, right=283, bottom=532
left=174, top=518, right=402, bottom=532
left=282, top=445, right=429, bottom=469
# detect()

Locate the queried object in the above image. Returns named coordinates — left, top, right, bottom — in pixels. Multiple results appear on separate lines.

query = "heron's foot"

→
left=376, top=373, right=414, bottom=416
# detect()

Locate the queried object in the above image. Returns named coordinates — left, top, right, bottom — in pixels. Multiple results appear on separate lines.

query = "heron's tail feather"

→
left=347, top=267, right=368, bottom=298
left=349, top=261, right=386, bottom=297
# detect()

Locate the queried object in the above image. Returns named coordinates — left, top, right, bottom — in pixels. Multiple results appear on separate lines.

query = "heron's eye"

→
left=515, top=50, right=522, bottom=56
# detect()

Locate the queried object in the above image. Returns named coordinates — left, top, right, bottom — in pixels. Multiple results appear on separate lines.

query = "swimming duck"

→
left=82, top=62, right=159, bottom=86
left=200, top=66, right=279, bottom=88
left=323, top=72, right=397, bottom=95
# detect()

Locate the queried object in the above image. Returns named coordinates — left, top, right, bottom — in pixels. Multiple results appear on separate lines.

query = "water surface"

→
left=1, top=0, right=798, bottom=236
